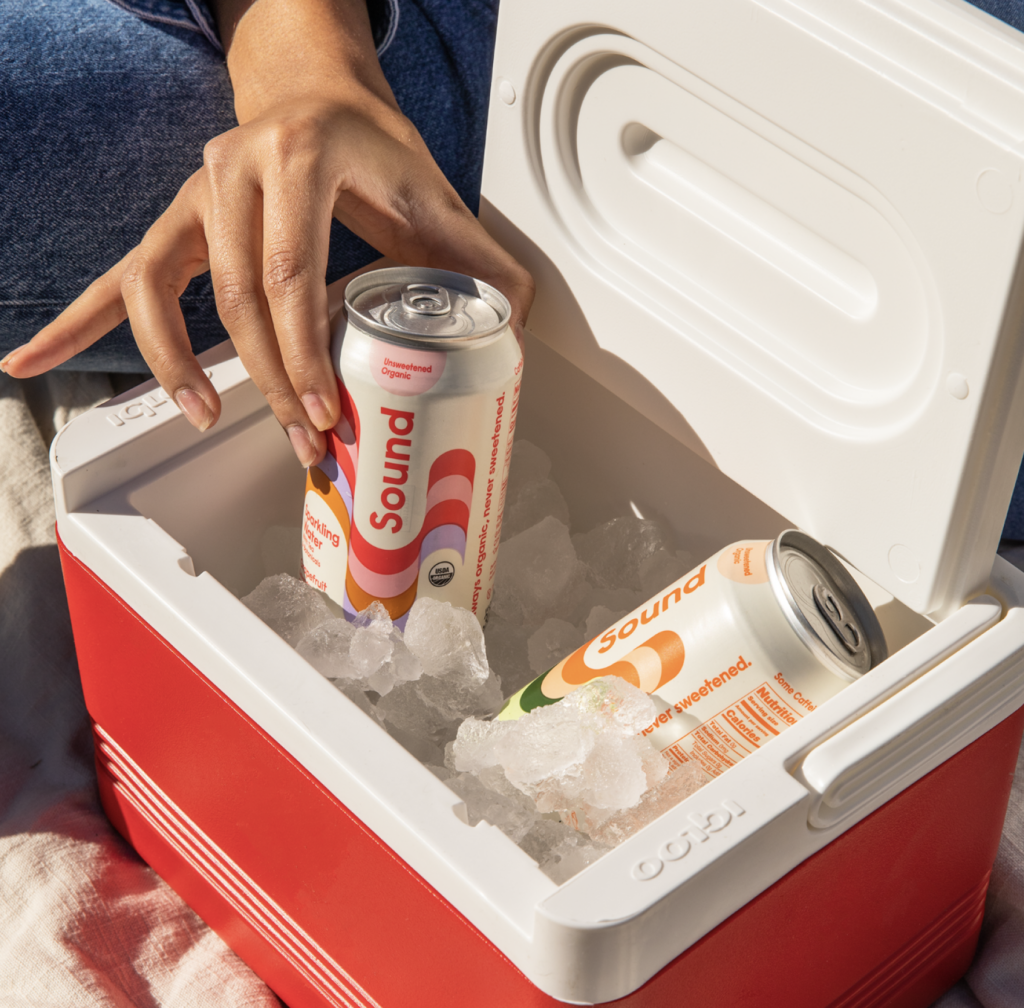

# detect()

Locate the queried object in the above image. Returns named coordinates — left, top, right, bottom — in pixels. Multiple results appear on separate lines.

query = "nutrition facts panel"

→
left=664, top=681, right=807, bottom=778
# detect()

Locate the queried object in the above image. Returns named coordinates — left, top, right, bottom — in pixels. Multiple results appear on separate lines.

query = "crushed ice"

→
left=241, top=439, right=706, bottom=883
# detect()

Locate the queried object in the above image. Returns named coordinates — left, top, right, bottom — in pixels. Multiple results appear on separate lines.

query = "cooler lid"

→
left=481, top=0, right=1024, bottom=617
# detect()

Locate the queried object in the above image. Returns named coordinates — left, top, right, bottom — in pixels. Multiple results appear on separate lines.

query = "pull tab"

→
left=401, top=283, right=451, bottom=316
left=812, top=583, right=863, bottom=655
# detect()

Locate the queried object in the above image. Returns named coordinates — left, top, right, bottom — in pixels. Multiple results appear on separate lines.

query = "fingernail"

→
left=174, top=388, right=214, bottom=432
left=288, top=424, right=317, bottom=467
left=301, top=393, right=335, bottom=431
left=0, top=345, right=25, bottom=374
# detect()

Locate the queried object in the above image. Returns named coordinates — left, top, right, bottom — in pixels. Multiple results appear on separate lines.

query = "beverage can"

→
left=498, top=531, right=887, bottom=779
left=301, top=267, right=523, bottom=627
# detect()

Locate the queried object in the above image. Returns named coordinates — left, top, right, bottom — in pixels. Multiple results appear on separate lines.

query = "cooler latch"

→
left=796, top=595, right=1007, bottom=830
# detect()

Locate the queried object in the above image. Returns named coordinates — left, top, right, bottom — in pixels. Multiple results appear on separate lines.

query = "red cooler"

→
left=53, top=0, right=1024, bottom=1005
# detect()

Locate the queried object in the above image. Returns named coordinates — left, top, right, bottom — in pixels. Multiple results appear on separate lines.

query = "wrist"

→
left=213, top=0, right=397, bottom=124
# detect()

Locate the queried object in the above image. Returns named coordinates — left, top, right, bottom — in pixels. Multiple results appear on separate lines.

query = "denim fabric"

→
left=104, top=0, right=223, bottom=51
left=105, top=0, right=403, bottom=56
left=970, top=0, right=1024, bottom=29
left=0, top=0, right=496, bottom=372
left=0, top=0, right=236, bottom=372
left=1003, top=456, right=1024, bottom=540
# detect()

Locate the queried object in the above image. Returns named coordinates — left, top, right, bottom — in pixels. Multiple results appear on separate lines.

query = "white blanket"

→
left=0, top=372, right=279, bottom=1007
left=0, top=370, right=1021, bottom=1006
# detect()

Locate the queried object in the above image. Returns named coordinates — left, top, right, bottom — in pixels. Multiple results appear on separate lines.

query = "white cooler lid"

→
left=481, top=0, right=1024, bottom=617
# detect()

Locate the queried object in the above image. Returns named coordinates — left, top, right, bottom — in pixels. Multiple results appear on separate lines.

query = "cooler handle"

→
left=798, top=596, right=1024, bottom=829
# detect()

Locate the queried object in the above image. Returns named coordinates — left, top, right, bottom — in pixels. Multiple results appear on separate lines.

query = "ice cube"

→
left=376, top=600, right=504, bottom=756
left=527, top=619, right=583, bottom=675
left=572, top=516, right=673, bottom=591
left=380, top=719, right=446, bottom=766
left=375, top=679, right=452, bottom=744
left=450, top=676, right=701, bottom=878
left=483, top=615, right=536, bottom=696
left=517, top=816, right=573, bottom=867
left=379, top=682, right=500, bottom=763
left=475, top=762, right=531, bottom=802
left=444, top=751, right=613, bottom=884
left=492, top=703, right=593, bottom=810
left=347, top=601, right=421, bottom=695
left=295, top=601, right=421, bottom=699
left=490, top=517, right=590, bottom=625
left=332, top=679, right=377, bottom=718
left=478, top=678, right=665, bottom=824
left=588, top=761, right=708, bottom=846
left=498, top=438, right=571, bottom=556
left=446, top=771, right=539, bottom=843
left=579, top=732, right=656, bottom=816
left=294, top=615, right=383, bottom=718
left=296, top=618, right=357, bottom=679
left=417, top=667, right=503, bottom=728
left=501, top=478, right=570, bottom=542
left=562, top=674, right=660, bottom=736
left=451, top=716, right=515, bottom=774
left=404, top=597, right=489, bottom=682
left=448, top=678, right=699, bottom=880
left=537, top=828, right=613, bottom=885
left=242, top=573, right=333, bottom=646
left=505, top=439, right=552, bottom=491
left=404, top=598, right=503, bottom=719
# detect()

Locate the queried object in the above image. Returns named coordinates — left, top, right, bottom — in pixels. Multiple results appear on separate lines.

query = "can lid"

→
left=345, top=267, right=511, bottom=346
left=766, top=530, right=888, bottom=682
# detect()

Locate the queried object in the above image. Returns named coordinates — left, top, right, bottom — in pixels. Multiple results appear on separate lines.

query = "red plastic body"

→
left=59, top=536, right=1024, bottom=1008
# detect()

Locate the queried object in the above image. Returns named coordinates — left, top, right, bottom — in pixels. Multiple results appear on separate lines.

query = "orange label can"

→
left=498, top=532, right=887, bottom=779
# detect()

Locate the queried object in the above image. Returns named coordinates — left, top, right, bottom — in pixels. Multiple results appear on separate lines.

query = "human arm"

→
left=2, top=0, right=533, bottom=466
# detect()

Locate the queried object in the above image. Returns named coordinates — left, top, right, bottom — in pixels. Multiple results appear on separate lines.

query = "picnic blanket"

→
left=0, top=368, right=1022, bottom=1007
left=0, top=371, right=280, bottom=1007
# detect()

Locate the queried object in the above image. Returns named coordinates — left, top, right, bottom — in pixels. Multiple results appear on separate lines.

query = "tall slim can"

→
left=301, top=267, right=523, bottom=627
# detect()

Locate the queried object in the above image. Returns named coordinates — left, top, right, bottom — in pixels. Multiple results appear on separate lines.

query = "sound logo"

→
left=303, top=385, right=476, bottom=628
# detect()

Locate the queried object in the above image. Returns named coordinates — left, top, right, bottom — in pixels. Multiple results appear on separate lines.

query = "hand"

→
left=1, top=0, right=533, bottom=468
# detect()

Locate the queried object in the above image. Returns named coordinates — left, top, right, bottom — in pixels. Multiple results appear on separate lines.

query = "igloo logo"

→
left=106, top=389, right=171, bottom=426
left=106, top=371, right=214, bottom=428
left=630, top=799, right=746, bottom=881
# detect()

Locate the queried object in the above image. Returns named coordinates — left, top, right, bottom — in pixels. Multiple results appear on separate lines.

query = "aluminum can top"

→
left=344, top=267, right=511, bottom=347
left=767, top=530, right=888, bottom=682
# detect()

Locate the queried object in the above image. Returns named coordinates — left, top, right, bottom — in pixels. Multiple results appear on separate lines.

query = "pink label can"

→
left=302, top=267, right=523, bottom=627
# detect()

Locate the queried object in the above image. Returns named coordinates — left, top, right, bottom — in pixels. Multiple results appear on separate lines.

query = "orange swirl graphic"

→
left=541, top=630, right=685, bottom=699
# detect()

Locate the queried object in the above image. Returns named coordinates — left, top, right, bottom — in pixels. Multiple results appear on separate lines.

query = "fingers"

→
left=326, top=256, right=396, bottom=316
left=385, top=204, right=535, bottom=337
left=202, top=133, right=327, bottom=466
left=444, top=219, right=535, bottom=334
left=119, top=197, right=221, bottom=431
left=260, top=135, right=339, bottom=432
left=1, top=258, right=131, bottom=378
left=401, top=197, right=535, bottom=330
left=7, top=98, right=534, bottom=481
left=326, top=125, right=534, bottom=336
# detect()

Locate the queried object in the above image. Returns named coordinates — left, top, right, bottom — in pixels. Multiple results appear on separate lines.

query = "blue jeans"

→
left=0, top=0, right=497, bottom=372
left=5, top=0, right=1024, bottom=538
